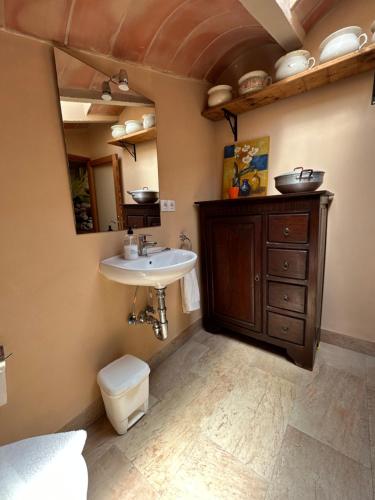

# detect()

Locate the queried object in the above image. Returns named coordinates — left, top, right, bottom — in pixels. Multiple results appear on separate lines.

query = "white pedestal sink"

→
left=99, top=249, right=197, bottom=289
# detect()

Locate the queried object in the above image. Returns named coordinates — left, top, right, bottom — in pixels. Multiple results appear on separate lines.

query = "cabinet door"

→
left=127, top=215, right=145, bottom=228
left=207, top=215, right=262, bottom=333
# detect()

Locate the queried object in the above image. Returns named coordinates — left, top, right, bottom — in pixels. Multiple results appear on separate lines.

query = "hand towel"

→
left=180, top=268, right=200, bottom=313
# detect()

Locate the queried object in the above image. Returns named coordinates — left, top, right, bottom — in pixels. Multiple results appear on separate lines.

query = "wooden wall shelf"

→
left=202, top=45, right=375, bottom=121
left=108, top=127, right=157, bottom=147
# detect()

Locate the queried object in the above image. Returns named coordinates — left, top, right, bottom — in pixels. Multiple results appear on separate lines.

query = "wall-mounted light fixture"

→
left=117, top=69, right=129, bottom=91
left=101, top=69, right=129, bottom=101
left=101, top=80, right=112, bottom=101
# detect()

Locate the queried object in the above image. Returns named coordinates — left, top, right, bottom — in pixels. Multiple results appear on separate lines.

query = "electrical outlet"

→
left=168, top=200, right=176, bottom=211
left=160, top=199, right=169, bottom=212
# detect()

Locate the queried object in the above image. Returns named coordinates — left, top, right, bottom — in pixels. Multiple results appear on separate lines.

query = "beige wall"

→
left=64, top=126, right=92, bottom=157
left=0, top=30, right=217, bottom=444
left=214, top=0, right=375, bottom=342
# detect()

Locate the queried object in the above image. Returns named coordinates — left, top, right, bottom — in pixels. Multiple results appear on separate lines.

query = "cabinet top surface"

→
left=195, top=190, right=334, bottom=206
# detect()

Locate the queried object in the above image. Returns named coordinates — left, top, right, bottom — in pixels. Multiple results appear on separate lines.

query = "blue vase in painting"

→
left=239, top=179, right=251, bottom=197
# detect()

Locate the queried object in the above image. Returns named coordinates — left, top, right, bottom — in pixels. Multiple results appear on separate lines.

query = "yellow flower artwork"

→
left=222, top=136, right=270, bottom=199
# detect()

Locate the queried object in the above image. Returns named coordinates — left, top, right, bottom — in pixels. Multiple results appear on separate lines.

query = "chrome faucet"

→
left=138, top=234, right=157, bottom=256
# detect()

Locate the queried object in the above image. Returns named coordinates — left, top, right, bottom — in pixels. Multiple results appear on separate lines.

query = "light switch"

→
left=160, top=200, right=169, bottom=212
left=168, top=200, right=176, bottom=211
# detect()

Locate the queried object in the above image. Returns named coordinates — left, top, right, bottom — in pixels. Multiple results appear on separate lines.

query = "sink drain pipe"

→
left=153, top=288, right=168, bottom=340
left=128, top=287, right=168, bottom=341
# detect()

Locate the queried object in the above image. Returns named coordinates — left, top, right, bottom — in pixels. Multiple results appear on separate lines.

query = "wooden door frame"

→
left=90, top=154, right=124, bottom=230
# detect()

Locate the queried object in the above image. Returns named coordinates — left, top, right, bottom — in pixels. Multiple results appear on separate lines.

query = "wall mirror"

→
left=53, top=48, right=160, bottom=234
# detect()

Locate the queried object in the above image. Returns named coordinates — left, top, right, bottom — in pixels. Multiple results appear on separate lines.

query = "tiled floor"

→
left=84, top=330, right=375, bottom=499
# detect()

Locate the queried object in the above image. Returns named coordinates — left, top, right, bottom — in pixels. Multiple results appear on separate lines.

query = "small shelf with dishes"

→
left=108, top=127, right=157, bottom=162
left=202, top=45, right=375, bottom=121
left=108, top=126, right=157, bottom=146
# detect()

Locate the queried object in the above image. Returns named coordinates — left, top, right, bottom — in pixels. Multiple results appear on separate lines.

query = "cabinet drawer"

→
left=268, top=214, right=309, bottom=243
left=147, top=216, right=161, bottom=226
left=268, top=249, right=307, bottom=280
left=268, top=282, right=306, bottom=313
left=268, top=312, right=304, bottom=345
left=127, top=215, right=145, bottom=228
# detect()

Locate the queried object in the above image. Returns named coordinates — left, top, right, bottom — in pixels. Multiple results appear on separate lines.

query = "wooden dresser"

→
left=123, top=203, right=161, bottom=228
left=195, top=191, right=333, bottom=370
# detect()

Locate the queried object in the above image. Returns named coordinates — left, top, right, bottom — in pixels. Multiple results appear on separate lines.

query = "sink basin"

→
left=99, top=249, right=197, bottom=288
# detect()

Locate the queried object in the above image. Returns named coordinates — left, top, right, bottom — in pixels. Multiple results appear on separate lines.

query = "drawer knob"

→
left=283, top=295, right=289, bottom=302
left=281, top=326, right=289, bottom=332
left=283, top=261, right=289, bottom=270
left=283, top=227, right=290, bottom=237
left=255, top=273, right=260, bottom=282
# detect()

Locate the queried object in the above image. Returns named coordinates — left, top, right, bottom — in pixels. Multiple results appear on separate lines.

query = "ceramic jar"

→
left=275, top=50, right=315, bottom=81
left=238, top=71, right=272, bottom=95
left=249, top=171, right=261, bottom=193
left=142, top=113, right=156, bottom=129
left=319, top=26, right=367, bottom=63
left=111, top=124, right=126, bottom=138
left=125, top=120, right=143, bottom=135
left=207, top=85, right=232, bottom=107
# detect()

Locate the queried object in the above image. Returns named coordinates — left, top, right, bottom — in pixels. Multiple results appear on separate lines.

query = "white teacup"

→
left=319, top=26, right=367, bottom=63
left=275, top=50, right=315, bottom=81
left=238, top=70, right=272, bottom=95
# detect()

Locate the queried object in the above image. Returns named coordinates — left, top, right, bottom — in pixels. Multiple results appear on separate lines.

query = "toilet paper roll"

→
left=0, top=360, right=7, bottom=406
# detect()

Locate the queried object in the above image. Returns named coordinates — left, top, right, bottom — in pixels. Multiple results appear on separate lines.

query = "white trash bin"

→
left=97, top=354, right=150, bottom=435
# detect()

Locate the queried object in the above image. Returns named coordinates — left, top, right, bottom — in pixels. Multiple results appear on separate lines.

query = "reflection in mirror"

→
left=53, top=48, right=160, bottom=234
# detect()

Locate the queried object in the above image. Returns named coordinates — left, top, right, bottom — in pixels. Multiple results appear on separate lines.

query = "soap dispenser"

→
left=123, top=227, right=139, bottom=260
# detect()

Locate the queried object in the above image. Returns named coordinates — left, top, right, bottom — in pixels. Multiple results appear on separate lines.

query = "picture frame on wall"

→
left=222, top=136, right=270, bottom=199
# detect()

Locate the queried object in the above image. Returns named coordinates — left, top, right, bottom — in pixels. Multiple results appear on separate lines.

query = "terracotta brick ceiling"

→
left=2, top=0, right=339, bottom=82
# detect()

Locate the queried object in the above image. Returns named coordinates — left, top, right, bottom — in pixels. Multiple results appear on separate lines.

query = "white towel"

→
left=180, top=268, right=200, bottom=313
left=0, top=431, right=88, bottom=500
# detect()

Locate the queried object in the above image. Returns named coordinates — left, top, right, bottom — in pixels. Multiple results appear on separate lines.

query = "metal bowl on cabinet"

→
left=127, top=187, right=159, bottom=204
left=274, top=167, right=325, bottom=194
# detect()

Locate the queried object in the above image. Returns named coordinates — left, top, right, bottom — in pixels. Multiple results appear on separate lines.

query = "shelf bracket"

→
left=372, top=72, right=375, bottom=105
left=118, top=142, right=137, bottom=161
left=222, top=108, right=238, bottom=142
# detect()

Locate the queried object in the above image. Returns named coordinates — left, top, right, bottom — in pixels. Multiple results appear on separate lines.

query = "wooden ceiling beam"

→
left=238, top=0, right=305, bottom=51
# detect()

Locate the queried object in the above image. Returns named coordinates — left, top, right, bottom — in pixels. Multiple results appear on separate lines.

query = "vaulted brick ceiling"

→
left=2, top=0, right=339, bottom=82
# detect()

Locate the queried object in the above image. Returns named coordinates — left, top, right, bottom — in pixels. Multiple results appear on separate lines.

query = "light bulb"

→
left=101, top=81, right=112, bottom=101
left=118, top=69, right=129, bottom=91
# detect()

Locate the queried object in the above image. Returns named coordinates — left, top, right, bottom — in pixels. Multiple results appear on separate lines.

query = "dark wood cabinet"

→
left=123, top=203, right=161, bottom=228
left=207, top=214, right=262, bottom=333
left=196, top=191, right=333, bottom=370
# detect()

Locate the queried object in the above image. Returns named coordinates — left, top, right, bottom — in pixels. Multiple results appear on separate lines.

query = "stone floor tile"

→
left=87, top=445, right=159, bottom=500
left=162, top=434, right=268, bottom=500
left=290, top=363, right=371, bottom=467
left=201, top=365, right=296, bottom=479
left=266, top=426, right=372, bottom=500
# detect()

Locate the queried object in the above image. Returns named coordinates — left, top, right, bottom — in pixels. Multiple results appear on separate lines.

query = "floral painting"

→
left=68, top=165, right=94, bottom=233
left=222, top=136, right=270, bottom=199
